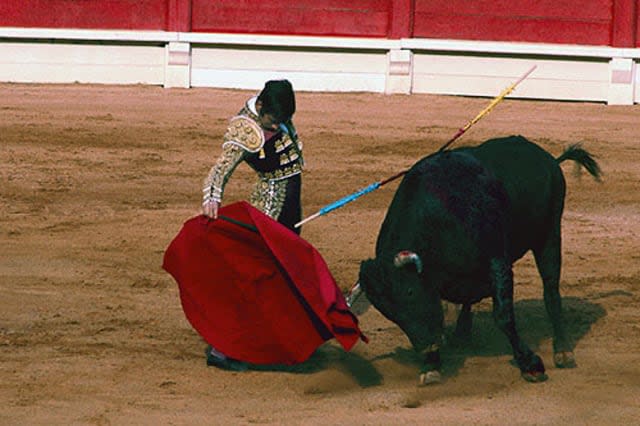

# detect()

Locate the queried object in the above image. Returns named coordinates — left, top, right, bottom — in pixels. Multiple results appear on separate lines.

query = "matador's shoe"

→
left=205, top=345, right=249, bottom=372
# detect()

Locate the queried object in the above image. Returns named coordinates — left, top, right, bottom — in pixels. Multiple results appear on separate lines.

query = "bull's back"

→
left=377, top=149, right=509, bottom=292
left=460, top=135, right=566, bottom=260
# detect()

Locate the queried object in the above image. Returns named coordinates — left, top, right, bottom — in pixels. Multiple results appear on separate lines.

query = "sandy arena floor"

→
left=1, top=83, right=639, bottom=425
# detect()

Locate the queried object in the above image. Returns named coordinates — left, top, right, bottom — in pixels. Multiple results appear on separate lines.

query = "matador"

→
left=202, top=80, right=303, bottom=234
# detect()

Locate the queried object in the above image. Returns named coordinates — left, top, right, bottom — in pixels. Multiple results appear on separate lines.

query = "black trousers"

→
left=277, top=174, right=302, bottom=235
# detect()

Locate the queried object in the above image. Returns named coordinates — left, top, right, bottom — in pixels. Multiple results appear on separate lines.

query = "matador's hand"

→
left=202, top=200, right=220, bottom=219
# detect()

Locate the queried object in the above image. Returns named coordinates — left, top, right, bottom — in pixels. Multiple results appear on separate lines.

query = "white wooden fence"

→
left=1, top=27, right=638, bottom=104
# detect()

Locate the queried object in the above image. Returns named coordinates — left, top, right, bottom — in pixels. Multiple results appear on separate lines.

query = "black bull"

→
left=359, top=135, right=601, bottom=385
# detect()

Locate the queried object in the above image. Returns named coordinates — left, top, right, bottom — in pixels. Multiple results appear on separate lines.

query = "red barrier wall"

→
left=191, top=0, right=391, bottom=37
left=413, top=0, right=613, bottom=45
left=0, top=0, right=169, bottom=31
left=0, top=0, right=638, bottom=47
left=612, top=0, right=639, bottom=47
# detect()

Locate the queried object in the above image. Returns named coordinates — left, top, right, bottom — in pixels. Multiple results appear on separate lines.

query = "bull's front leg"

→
left=490, top=258, right=547, bottom=382
left=418, top=343, right=442, bottom=386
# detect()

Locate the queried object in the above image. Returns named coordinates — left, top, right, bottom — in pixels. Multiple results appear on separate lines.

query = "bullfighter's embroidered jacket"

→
left=203, top=96, right=303, bottom=220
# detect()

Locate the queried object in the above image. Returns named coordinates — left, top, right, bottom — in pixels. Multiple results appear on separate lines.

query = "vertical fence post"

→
left=387, top=0, right=415, bottom=94
left=165, top=0, right=192, bottom=88
left=608, top=0, right=637, bottom=104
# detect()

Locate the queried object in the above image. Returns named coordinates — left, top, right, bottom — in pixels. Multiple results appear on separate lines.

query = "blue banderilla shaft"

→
left=320, top=182, right=381, bottom=214
left=294, top=170, right=406, bottom=228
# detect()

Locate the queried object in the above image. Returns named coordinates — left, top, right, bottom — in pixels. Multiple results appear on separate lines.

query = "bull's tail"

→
left=556, top=144, right=602, bottom=181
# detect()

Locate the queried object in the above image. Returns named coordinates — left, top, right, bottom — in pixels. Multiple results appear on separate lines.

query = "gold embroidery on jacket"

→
left=249, top=178, right=288, bottom=219
left=275, top=137, right=292, bottom=153
left=223, top=116, right=264, bottom=152
left=258, top=163, right=302, bottom=181
left=203, top=98, right=303, bottom=216
left=280, top=151, right=300, bottom=166
left=202, top=144, right=245, bottom=203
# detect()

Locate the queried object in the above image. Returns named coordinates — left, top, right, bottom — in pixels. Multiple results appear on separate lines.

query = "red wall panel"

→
left=0, top=0, right=638, bottom=47
left=415, top=0, right=612, bottom=21
left=413, top=0, right=616, bottom=46
left=389, top=0, right=414, bottom=38
left=0, top=0, right=168, bottom=31
left=190, top=0, right=392, bottom=37
left=167, top=0, right=192, bottom=32
left=611, top=0, right=638, bottom=47
left=638, top=13, right=640, bottom=47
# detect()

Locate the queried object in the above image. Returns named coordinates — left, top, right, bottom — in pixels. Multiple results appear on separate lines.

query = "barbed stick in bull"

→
left=294, top=64, right=537, bottom=230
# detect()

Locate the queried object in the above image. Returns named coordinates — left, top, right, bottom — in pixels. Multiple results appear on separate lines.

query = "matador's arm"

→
left=202, top=143, right=245, bottom=206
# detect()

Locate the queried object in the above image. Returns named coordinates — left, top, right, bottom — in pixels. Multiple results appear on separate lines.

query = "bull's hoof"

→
left=418, top=370, right=442, bottom=386
left=521, top=370, right=548, bottom=383
left=554, top=351, right=577, bottom=368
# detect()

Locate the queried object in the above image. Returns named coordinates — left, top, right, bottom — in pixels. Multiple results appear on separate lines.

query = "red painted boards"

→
left=190, top=0, right=391, bottom=37
left=0, top=0, right=637, bottom=47
left=0, top=0, right=168, bottom=30
left=413, top=0, right=616, bottom=46
left=611, top=0, right=638, bottom=47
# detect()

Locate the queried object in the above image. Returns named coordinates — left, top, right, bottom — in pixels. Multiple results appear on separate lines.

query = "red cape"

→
left=162, top=201, right=367, bottom=365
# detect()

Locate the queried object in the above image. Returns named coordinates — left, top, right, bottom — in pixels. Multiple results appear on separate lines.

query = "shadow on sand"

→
left=245, top=344, right=384, bottom=387
left=237, top=295, right=608, bottom=387
left=375, top=295, right=608, bottom=379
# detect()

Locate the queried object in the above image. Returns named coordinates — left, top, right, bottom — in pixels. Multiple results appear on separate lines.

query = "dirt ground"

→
left=1, top=82, right=639, bottom=425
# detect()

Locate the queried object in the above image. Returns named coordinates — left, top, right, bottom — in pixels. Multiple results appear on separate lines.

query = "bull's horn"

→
left=393, top=250, right=423, bottom=273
